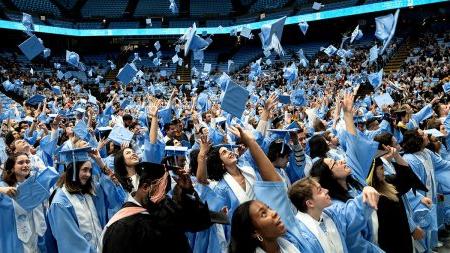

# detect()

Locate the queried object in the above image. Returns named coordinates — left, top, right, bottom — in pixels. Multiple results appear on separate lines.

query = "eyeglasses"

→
left=329, top=160, right=336, bottom=171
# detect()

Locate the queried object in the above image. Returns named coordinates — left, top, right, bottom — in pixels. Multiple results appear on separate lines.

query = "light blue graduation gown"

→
left=403, top=150, right=440, bottom=251
left=47, top=174, right=126, bottom=253
left=189, top=183, right=228, bottom=253
left=142, top=137, right=165, bottom=164
left=253, top=181, right=323, bottom=253
left=0, top=167, right=59, bottom=253
left=406, top=104, right=433, bottom=130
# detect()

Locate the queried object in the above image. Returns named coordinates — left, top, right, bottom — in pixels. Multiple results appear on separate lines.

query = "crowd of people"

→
left=0, top=21, right=449, bottom=253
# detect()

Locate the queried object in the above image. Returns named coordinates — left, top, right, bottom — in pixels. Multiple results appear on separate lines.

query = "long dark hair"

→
left=3, top=152, right=29, bottom=186
left=206, top=147, right=226, bottom=181
left=229, top=201, right=260, bottom=253
left=56, top=161, right=94, bottom=195
left=309, top=158, right=363, bottom=202
left=114, top=148, right=136, bottom=192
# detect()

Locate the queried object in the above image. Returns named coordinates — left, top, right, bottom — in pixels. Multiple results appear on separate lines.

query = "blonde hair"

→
left=367, top=162, right=399, bottom=202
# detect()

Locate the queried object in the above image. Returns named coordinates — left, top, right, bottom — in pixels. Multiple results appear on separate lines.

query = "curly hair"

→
left=206, top=147, right=226, bottom=181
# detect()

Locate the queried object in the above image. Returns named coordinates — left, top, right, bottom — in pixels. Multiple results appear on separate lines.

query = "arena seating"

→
left=190, top=0, right=233, bottom=17
left=81, top=0, right=128, bottom=18
left=134, top=0, right=180, bottom=17
left=10, top=0, right=61, bottom=17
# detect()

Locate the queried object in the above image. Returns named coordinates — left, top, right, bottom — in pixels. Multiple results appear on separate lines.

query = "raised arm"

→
left=342, top=92, right=356, bottom=136
left=148, top=99, right=161, bottom=144
left=196, top=134, right=211, bottom=184
left=234, top=125, right=282, bottom=182
left=256, top=93, right=277, bottom=136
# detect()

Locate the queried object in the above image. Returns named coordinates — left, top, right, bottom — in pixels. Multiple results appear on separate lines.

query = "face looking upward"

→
left=249, top=200, right=286, bottom=241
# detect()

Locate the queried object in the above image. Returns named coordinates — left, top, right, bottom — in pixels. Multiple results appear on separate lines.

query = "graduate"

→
left=309, top=93, right=383, bottom=252
left=402, top=129, right=450, bottom=251
left=366, top=144, right=428, bottom=253
left=47, top=147, right=124, bottom=253
left=288, top=177, right=380, bottom=253
left=0, top=152, right=59, bottom=253
left=229, top=125, right=313, bottom=253
left=100, top=162, right=213, bottom=253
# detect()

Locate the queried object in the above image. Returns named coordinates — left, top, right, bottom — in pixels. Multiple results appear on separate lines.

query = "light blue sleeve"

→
left=328, top=195, right=373, bottom=238
left=330, top=199, right=384, bottom=253
left=253, top=181, right=299, bottom=237
left=365, top=120, right=390, bottom=140
left=285, top=144, right=306, bottom=183
left=343, top=131, right=379, bottom=186
left=444, top=114, right=450, bottom=133
left=142, top=138, right=165, bottom=163
left=407, top=104, right=433, bottom=130
left=48, top=202, right=94, bottom=253
left=427, top=150, right=450, bottom=194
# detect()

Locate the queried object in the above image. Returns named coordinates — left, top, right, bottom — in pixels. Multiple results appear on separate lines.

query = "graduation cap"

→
left=172, top=54, right=179, bottom=64
left=350, top=25, right=363, bottom=43
left=52, top=86, right=61, bottom=95
left=169, top=0, right=178, bottom=14
left=15, top=174, right=50, bottom=211
left=73, top=120, right=89, bottom=140
left=117, top=63, right=138, bottom=84
left=97, top=126, right=113, bottom=138
left=22, top=12, right=34, bottom=35
left=312, top=2, right=323, bottom=10
left=59, top=147, right=93, bottom=181
left=278, top=95, right=291, bottom=104
left=442, top=82, right=450, bottom=93
left=259, top=17, right=286, bottom=56
left=240, top=27, right=252, bottom=39
left=323, top=45, right=337, bottom=56
left=43, top=48, right=51, bottom=58
left=108, top=125, right=134, bottom=145
left=154, top=41, right=161, bottom=51
left=165, top=146, right=188, bottom=157
left=291, top=89, right=307, bottom=106
left=283, top=63, right=298, bottom=84
left=298, top=21, right=309, bottom=36
left=66, top=50, right=80, bottom=67
left=221, top=81, right=249, bottom=119
left=27, top=94, right=45, bottom=105
left=18, top=35, right=45, bottom=60
left=184, top=23, right=210, bottom=57
left=204, top=63, right=212, bottom=73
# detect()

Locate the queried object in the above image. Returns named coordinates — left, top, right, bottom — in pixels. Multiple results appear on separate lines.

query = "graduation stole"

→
left=223, top=166, right=256, bottom=204
left=105, top=206, right=147, bottom=228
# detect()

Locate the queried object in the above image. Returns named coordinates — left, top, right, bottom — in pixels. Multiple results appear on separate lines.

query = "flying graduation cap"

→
left=183, top=23, right=211, bottom=57
left=298, top=21, right=309, bottom=36
left=18, top=35, right=45, bottom=60
left=259, top=16, right=286, bottom=56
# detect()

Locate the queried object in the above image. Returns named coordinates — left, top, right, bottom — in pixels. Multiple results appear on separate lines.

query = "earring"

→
left=256, top=234, right=263, bottom=242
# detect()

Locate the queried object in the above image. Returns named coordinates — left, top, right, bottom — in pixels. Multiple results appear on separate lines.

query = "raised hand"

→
left=233, top=125, right=254, bottom=146
left=199, top=134, right=211, bottom=155
left=0, top=187, right=17, bottom=197
left=97, top=137, right=109, bottom=150
left=148, top=99, right=161, bottom=118
left=362, top=186, right=380, bottom=210
left=341, top=92, right=354, bottom=114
